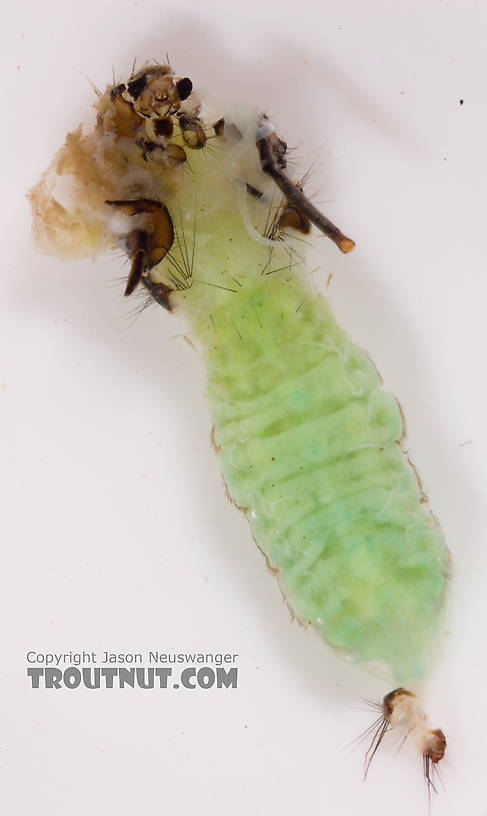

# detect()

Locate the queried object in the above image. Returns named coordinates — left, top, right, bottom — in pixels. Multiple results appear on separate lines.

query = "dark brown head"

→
left=124, top=65, right=194, bottom=119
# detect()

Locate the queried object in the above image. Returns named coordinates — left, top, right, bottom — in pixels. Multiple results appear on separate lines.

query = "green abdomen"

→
left=186, top=269, right=447, bottom=683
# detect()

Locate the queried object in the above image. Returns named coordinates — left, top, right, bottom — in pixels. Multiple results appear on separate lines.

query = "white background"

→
left=2, top=0, right=487, bottom=813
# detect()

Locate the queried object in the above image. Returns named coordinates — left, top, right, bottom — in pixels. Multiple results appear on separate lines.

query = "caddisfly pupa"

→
left=29, top=58, right=450, bottom=798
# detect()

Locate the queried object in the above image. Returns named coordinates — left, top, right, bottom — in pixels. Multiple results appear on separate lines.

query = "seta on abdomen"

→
left=30, top=60, right=449, bottom=795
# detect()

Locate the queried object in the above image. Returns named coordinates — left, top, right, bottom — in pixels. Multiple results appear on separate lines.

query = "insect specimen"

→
left=29, top=61, right=449, bottom=792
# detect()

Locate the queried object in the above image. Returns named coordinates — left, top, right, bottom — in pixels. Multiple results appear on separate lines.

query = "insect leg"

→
left=256, top=129, right=355, bottom=253
left=105, top=199, right=174, bottom=306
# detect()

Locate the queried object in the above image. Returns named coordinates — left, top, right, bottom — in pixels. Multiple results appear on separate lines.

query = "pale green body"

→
left=165, top=139, right=447, bottom=684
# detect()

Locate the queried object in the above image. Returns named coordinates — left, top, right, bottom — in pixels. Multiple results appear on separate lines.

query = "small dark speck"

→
left=459, top=439, right=472, bottom=447
left=459, top=99, right=464, bottom=105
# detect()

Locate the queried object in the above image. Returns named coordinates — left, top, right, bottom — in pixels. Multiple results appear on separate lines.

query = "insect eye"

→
left=176, top=77, right=193, bottom=101
left=127, top=74, right=147, bottom=99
